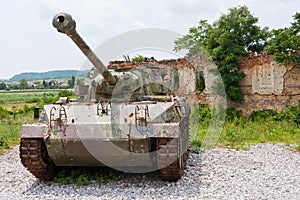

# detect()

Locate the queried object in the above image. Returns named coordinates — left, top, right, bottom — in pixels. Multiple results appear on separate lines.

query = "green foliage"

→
left=175, top=6, right=269, bottom=102
left=190, top=105, right=300, bottom=150
left=0, top=136, right=9, bottom=149
left=225, top=107, right=241, bottom=121
left=53, top=168, right=122, bottom=186
left=58, top=90, right=74, bottom=99
left=249, top=110, right=277, bottom=121
left=248, top=107, right=300, bottom=124
left=0, top=106, right=10, bottom=118
left=172, top=69, right=180, bottom=91
left=266, top=12, right=300, bottom=66
left=42, top=80, right=48, bottom=89
left=18, top=79, right=29, bottom=90
left=0, top=105, right=35, bottom=153
left=131, top=55, right=145, bottom=62
left=68, top=76, right=76, bottom=88
left=0, top=82, right=7, bottom=90
left=197, top=73, right=205, bottom=92
left=296, top=144, right=300, bottom=152
left=190, top=103, right=211, bottom=125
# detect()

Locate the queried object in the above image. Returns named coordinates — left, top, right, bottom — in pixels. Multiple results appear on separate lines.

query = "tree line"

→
left=0, top=76, right=76, bottom=90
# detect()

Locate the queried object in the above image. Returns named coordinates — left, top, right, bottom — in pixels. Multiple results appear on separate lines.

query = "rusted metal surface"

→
left=157, top=138, right=187, bottom=181
left=19, top=124, right=49, bottom=138
left=20, top=138, right=55, bottom=180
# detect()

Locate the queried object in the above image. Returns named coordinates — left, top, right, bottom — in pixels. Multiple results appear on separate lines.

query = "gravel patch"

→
left=0, top=143, right=299, bottom=200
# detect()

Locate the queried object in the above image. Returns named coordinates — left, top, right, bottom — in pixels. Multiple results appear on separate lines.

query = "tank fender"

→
left=19, top=124, right=50, bottom=138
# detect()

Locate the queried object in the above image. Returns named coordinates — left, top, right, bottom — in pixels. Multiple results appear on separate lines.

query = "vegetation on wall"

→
left=175, top=6, right=300, bottom=103
left=131, top=55, right=145, bottom=62
left=266, top=12, right=300, bottom=66
left=175, top=6, right=269, bottom=102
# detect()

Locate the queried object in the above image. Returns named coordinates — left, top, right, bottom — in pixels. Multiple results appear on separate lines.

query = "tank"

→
left=19, top=13, right=189, bottom=181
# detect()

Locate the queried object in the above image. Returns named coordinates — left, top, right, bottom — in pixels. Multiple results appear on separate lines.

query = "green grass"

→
left=53, top=167, right=122, bottom=186
left=0, top=110, right=35, bottom=154
left=0, top=91, right=59, bottom=104
left=190, top=104, right=300, bottom=150
left=191, top=119, right=300, bottom=150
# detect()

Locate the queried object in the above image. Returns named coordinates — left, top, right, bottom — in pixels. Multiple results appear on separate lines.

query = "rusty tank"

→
left=19, top=13, right=189, bottom=181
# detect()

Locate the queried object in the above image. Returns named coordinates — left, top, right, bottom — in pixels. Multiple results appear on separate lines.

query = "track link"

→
left=157, top=138, right=187, bottom=181
left=20, top=138, right=55, bottom=180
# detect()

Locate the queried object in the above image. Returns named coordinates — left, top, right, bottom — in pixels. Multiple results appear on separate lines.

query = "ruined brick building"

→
left=108, top=53, right=300, bottom=117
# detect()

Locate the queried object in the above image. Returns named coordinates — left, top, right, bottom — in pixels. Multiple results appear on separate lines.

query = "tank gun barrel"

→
left=52, top=13, right=116, bottom=85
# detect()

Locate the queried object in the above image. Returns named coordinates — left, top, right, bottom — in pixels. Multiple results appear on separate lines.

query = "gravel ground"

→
left=0, top=143, right=299, bottom=200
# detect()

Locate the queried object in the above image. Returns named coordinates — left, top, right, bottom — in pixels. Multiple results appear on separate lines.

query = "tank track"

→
left=20, top=138, right=55, bottom=180
left=157, top=138, right=188, bottom=181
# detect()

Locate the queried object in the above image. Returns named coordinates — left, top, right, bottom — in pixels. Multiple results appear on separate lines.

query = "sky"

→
left=0, top=0, right=299, bottom=80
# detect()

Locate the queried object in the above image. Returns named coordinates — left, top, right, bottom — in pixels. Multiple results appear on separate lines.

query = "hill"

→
left=8, top=70, right=88, bottom=82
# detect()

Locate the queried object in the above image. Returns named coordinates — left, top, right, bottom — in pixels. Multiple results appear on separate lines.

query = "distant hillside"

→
left=9, top=70, right=88, bottom=82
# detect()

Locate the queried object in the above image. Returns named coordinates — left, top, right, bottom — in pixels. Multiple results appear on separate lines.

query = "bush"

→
left=189, top=103, right=211, bottom=133
left=273, top=106, right=300, bottom=125
left=225, top=107, right=241, bottom=121
left=0, top=106, right=9, bottom=119
left=131, top=55, right=145, bottom=62
left=249, top=109, right=277, bottom=121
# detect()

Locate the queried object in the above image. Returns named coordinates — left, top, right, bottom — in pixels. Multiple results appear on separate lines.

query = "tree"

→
left=18, top=79, right=28, bottom=90
left=266, top=12, right=300, bottom=66
left=174, top=6, right=269, bottom=102
left=68, top=75, right=75, bottom=88
left=0, top=82, right=6, bottom=90
left=42, top=80, right=48, bottom=88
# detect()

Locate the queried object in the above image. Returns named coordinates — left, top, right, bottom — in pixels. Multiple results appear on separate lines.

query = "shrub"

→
left=0, top=106, right=9, bottom=119
left=249, top=109, right=277, bottom=121
left=225, top=107, right=241, bottom=121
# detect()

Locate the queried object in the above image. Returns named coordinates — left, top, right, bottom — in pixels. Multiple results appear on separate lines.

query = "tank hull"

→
left=20, top=101, right=189, bottom=170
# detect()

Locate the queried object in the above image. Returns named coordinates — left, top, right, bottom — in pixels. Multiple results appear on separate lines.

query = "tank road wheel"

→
left=157, top=138, right=187, bottom=181
left=20, top=138, right=56, bottom=180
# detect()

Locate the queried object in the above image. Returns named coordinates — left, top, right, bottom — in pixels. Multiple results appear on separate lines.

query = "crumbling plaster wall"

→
left=230, top=54, right=300, bottom=117
left=108, top=54, right=299, bottom=117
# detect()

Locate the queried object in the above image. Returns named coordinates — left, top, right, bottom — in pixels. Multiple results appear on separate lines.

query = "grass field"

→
left=190, top=104, right=300, bottom=150
left=0, top=90, right=60, bottom=104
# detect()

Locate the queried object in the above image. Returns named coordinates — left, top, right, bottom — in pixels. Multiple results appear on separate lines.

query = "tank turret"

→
left=52, top=13, right=169, bottom=102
